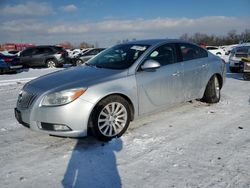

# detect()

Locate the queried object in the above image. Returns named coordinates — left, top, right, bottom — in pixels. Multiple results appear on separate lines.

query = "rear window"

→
left=235, top=46, right=250, bottom=54
left=53, top=46, right=64, bottom=52
left=36, top=47, right=54, bottom=54
left=235, top=53, right=248, bottom=58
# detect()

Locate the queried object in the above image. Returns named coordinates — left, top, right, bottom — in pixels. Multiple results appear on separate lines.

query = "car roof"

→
left=125, top=39, right=190, bottom=46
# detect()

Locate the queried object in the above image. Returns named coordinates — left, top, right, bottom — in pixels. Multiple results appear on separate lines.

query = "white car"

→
left=221, top=44, right=238, bottom=55
left=67, top=48, right=91, bottom=58
left=206, top=46, right=225, bottom=56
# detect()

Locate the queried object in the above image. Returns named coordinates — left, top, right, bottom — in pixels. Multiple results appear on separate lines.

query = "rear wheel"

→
left=90, top=96, right=131, bottom=141
left=202, top=75, right=221, bottom=103
left=46, top=59, right=57, bottom=68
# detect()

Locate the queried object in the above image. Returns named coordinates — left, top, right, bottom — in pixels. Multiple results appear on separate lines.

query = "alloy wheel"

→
left=47, top=60, right=56, bottom=68
left=98, top=102, right=128, bottom=137
left=214, top=76, right=220, bottom=99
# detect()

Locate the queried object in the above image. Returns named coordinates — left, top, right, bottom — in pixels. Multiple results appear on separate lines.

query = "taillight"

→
left=4, top=58, right=12, bottom=62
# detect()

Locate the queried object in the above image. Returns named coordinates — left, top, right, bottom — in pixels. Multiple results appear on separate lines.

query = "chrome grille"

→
left=17, top=91, right=37, bottom=109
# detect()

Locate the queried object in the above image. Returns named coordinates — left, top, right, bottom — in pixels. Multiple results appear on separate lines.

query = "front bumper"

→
left=15, top=94, right=95, bottom=137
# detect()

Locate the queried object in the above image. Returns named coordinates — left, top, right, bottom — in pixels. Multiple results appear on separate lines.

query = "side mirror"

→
left=141, top=59, right=161, bottom=70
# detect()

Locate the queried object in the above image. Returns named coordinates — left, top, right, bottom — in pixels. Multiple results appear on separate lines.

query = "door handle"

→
left=202, top=64, right=208, bottom=68
left=172, top=71, right=180, bottom=76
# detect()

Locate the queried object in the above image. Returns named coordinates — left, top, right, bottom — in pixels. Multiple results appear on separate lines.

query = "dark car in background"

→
left=71, top=48, right=105, bottom=66
left=0, top=53, right=22, bottom=74
left=19, top=45, right=68, bottom=68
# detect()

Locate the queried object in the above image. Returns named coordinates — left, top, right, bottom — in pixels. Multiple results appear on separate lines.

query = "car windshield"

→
left=87, top=44, right=150, bottom=69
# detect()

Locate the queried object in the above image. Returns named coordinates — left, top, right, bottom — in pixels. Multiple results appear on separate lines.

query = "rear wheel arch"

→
left=214, top=73, right=223, bottom=89
left=202, top=74, right=221, bottom=103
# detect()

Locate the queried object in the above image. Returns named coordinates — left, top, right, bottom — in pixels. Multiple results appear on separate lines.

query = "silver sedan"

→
left=15, top=39, right=226, bottom=141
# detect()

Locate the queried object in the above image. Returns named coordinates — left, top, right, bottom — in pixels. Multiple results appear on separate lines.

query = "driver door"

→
left=135, top=44, right=183, bottom=115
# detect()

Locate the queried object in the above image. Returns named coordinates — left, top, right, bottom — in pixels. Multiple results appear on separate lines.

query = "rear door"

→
left=136, top=43, right=184, bottom=115
left=177, top=43, right=209, bottom=100
left=20, top=48, right=36, bottom=67
left=31, top=48, right=47, bottom=66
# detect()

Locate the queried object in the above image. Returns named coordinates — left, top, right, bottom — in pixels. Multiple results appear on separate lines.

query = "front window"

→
left=147, top=44, right=176, bottom=66
left=87, top=44, right=150, bottom=69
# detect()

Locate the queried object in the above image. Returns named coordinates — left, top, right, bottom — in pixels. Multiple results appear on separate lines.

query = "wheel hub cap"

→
left=98, top=102, right=127, bottom=137
left=214, top=77, right=220, bottom=98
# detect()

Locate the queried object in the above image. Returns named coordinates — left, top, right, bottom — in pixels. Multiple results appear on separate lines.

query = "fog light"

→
left=53, top=124, right=71, bottom=131
left=40, top=122, right=71, bottom=131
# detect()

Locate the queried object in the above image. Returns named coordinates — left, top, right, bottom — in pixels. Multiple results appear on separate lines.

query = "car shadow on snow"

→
left=226, top=72, right=243, bottom=80
left=62, top=137, right=123, bottom=188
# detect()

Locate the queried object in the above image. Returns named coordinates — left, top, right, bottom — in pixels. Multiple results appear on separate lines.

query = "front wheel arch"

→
left=87, top=93, right=135, bottom=135
left=88, top=94, right=134, bottom=141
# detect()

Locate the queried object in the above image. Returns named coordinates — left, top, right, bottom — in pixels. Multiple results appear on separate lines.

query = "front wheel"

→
left=46, top=59, right=57, bottom=68
left=90, top=96, right=131, bottom=141
left=202, top=75, right=221, bottom=103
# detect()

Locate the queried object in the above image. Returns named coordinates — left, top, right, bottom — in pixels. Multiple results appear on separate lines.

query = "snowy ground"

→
left=0, top=60, right=250, bottom=188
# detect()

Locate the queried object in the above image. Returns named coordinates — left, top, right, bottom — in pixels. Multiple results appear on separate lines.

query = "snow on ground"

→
left=0, top=63, right=250, bottom=188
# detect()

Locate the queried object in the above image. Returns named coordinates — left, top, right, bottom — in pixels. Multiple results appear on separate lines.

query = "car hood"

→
left=24, top=65, right=127, bottom=93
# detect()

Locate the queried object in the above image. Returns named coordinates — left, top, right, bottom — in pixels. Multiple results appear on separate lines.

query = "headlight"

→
left=42, top=88, right=87, bottom=106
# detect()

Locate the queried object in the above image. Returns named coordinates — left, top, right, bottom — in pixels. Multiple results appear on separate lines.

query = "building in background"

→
left=1, top=43, right=36, bottom=51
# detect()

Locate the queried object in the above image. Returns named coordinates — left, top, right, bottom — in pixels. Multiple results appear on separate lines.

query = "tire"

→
left=202, top=75, right=221, bottom=104
left=46, top=59, right=57, bottom=68
left=75, top=59, right=83, bottom=66
left=90, top=95, right=131, bottom=142
left=243, top=73, right=250, bottom=80
left=229, top=66, right=239, bottom=73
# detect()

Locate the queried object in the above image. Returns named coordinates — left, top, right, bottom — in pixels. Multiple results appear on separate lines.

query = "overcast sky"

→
left=0, top=0, right=249, bottom=47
